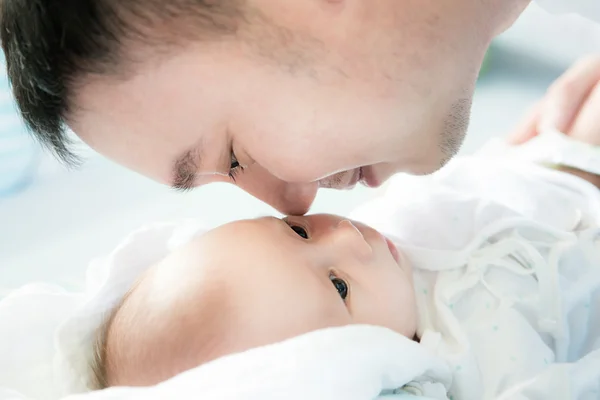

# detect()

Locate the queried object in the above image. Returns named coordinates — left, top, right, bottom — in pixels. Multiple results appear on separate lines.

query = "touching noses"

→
left=327, top=220, right=373, bottom=261
left=279, top=181, right=319, bottom=216
left=235, top=165, right=318, bottom=215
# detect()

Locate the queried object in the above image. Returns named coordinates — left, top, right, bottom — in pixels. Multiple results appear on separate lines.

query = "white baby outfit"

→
left=350, top=132, right=600, bottom=399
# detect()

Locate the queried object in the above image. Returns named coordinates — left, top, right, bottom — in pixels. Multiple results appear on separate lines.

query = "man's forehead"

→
left=69, top=46, right=239, bottom=174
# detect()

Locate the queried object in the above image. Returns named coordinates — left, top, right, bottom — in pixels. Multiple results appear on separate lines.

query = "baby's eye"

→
left=290, top=225, right=309, bottom=239
left=330, top=275, right=348, bottom=300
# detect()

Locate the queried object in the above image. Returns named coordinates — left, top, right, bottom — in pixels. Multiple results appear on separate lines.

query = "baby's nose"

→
left=328, top=220, right=373, bottom=261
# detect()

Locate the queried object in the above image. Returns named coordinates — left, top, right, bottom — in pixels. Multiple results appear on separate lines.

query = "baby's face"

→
left=106, top=214, right=417, bottom=386
left=161, top=214, right=416, bottom=342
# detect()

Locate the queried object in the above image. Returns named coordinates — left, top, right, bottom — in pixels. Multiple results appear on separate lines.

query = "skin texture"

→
left=103, top=214, right=417, bottom=387
left=69, top=0, right=531, bottom=215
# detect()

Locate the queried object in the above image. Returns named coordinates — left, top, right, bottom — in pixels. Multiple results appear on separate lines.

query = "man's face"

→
left=70, top=0, right=529, bottom=215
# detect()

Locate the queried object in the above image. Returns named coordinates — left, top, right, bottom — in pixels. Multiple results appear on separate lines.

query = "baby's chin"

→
left=392, top=323, right=419, bottom=342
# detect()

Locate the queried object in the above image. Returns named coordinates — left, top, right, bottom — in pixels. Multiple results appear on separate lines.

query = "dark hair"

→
left=0, top=0, right=242, bottom=164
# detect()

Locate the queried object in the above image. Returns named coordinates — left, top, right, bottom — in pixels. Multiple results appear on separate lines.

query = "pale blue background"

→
left=0, top=57, right=39, bottom=196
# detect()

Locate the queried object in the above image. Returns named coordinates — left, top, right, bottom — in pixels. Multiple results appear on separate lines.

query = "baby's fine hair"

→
left=88, top=274, right=233, bottom=389
left=89, top=289, right=134, bottom=390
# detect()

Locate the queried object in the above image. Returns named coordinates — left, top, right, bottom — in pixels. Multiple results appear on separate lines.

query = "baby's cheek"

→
left=398, top=251, right=414, bottom=279
left=404, top=287, right=419, bottom=335
left=364, top=284, right=414, bottom=337
left=388, top=276, right=418, bottom=337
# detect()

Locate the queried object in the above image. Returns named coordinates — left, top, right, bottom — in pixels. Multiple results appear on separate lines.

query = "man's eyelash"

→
left=228, top=165, right=244, bottom=182
left=229, top=152, right=244, bottom=182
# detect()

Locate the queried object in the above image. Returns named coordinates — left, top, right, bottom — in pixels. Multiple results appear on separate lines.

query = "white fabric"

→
left=536, top=0, right=600, bottom=22
left=350, top=132, right=600, bottom=400
left=1, top=324, right=451, bottom=400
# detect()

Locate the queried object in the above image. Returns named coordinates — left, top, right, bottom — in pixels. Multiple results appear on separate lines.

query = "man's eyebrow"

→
left=171, top=147, right=204, bottom=191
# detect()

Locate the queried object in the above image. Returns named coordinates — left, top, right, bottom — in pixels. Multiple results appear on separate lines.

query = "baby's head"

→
left=92, top=214, right=417, bottom=388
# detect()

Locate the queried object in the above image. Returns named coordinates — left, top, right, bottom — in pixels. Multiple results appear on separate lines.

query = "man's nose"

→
left=325, top=220, right=373, bottom=261
left=277, top=181, right=319, bottom=215
left=235, top=165, right=318, bottom=215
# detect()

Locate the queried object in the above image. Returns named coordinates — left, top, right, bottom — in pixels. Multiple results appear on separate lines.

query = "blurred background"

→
left=1, top=3, right=599, bottom=292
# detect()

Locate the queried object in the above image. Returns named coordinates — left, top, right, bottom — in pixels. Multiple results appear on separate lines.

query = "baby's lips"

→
left=384, top=235, right=401, bottom=264
left=385, top=237, right=400, bottom=263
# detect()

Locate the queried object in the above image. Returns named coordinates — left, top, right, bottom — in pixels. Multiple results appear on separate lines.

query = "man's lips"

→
left=359, top=166, right=380, bottom=188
